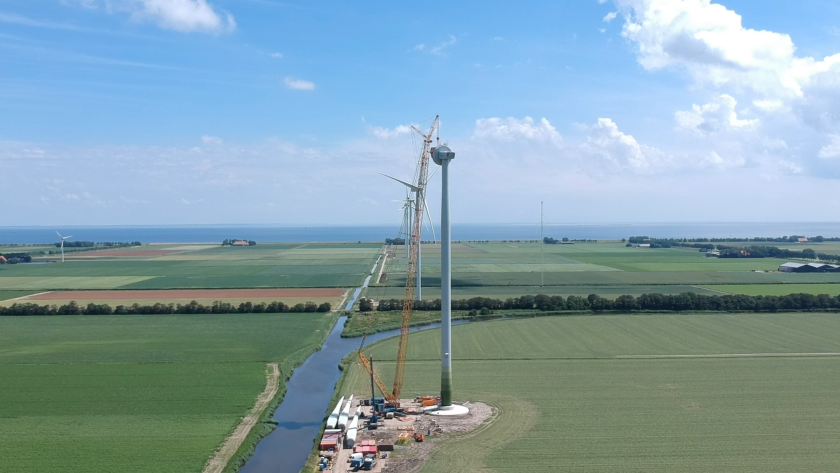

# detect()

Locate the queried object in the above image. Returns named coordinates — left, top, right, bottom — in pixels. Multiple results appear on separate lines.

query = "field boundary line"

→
left=202, top=363, right=280, bottom=473
left=376, top=251, right=388, bottom=283
left=6, top=291, right=50, bottom=302
left=615, top=352, right=840, bottom=359
left=694, top=285, right=731, bottom=295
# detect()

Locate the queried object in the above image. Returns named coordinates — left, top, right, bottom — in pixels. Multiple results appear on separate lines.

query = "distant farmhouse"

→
left=221, top=239, right=257, bottom=246
left=779, top=262, right=840, bottom=273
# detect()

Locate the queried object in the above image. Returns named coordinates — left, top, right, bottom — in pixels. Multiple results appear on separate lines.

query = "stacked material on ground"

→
left=344, top=408, right=361, bottom=448
left=354, top=439, right=377, bottom=455
left=319, top=429, right=342, bottom=451
left=326, top=396, right=344, bottom=430
left=338, top=395, right=354, bottom=431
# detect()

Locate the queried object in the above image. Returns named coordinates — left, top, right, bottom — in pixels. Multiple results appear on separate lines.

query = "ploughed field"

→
left=1, top=288, right=347, bottom=308
left=0, top=313, right=336, bottom=473
left=341, top=313, right=840, bottom=472
left=374, top=241, right=840, bottom=298
left=0, top=243, right=382, bottom=291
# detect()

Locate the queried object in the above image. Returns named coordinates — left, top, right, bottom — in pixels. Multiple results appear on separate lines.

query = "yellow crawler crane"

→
left=358, top=116, right=438, bottom=403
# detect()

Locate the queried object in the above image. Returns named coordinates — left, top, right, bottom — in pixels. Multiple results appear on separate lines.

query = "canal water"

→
left=239, top=317, right=463, bottom=473
left=241, top=252, right=459, bottom=473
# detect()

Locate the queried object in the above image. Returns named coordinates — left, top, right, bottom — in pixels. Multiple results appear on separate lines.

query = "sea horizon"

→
left=3, top=222, right=840, bottom=245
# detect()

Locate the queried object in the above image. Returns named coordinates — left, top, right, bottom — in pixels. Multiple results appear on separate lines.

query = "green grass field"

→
left=0, top=290, right=36, bottom=301
left=364, top=284, right=724, bottom=300
left=377, top=242, right=840, bottom=293
left=0, top=243, right=381, bottom=290
left=340, top=314, right=840, bottom=471
left=0, top=313, right=336, bottom=472
left=709, top=283, right=840, bottom=296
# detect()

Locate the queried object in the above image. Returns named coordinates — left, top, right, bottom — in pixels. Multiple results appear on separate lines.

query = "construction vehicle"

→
left=349, top=452, right=364, bottom=470
left=362, top=453, right=377, bottom=470
left=358, top=117, right=439, bottom=403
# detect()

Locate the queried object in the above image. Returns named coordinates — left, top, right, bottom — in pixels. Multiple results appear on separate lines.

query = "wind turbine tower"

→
left=56, top=232, right=73, bottom=263
left=429, top=142, right=468, bottom=416
left=379, top=173, right=436, bottom=300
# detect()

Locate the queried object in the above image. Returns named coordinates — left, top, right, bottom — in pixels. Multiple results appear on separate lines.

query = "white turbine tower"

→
left=379, top=172, right=436, bottom=300
left=393, top=197, right=415, bottom=260
left=429, top=143, right=468, bottom=416
left=56, top=231, right=73, bottom=263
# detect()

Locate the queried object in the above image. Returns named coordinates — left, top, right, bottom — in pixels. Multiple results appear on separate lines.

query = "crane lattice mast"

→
left=358, top=115, right=438, bottom=402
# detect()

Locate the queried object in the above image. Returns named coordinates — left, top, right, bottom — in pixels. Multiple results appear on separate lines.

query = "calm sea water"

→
left=2, top=223, right=840, bottom=245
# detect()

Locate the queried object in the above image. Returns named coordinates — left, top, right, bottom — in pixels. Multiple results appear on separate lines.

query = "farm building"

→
left=705, top=251, right=720, bottom=258
left=779, top=262, right=840, bottom=273
left=636, top=243, right=650, bottom=248
left=0, top=255, right=6, bottom=264
left=232, top=240, right=249, bottom=246
left=798, top=237, right=809, bottom=243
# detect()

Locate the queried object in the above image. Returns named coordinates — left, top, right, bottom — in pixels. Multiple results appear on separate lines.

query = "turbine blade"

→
left=65, top=235, right=73, bottom=239
left=56, top=231, right=63, bottom=238
left=377, top=172, right=420, bottom=192
left=424, top=199, right=437, bottom=243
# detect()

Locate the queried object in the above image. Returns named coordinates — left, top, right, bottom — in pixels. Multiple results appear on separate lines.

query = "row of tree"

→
left=629, top=235, right=839, bottom=244
left=0, top=253, right=33, bottom=263
left=0, top=299, right=331, bottom=316
left=360, top=292, right=840, bottom=313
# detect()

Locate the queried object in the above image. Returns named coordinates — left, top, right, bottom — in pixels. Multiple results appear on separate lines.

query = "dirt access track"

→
left=22, top=288, right=346, bottom=301
left=203, top=363, right=280, bottom=473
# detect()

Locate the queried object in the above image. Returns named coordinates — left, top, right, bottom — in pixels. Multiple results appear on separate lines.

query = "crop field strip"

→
left=0, top=243, right=382, bottom=290
left=363, top=284, right=725, bottom=300
left=704, top=283, right=840, bottom=296
left=0, top=313, right=337, bottom=473
left=0, top=290, right=39, bottom=301
left=380, top=241, right=840, bottom=288
left=342, top=313, right=840, bottom=471
left=0, top=288, right=347, bottom=308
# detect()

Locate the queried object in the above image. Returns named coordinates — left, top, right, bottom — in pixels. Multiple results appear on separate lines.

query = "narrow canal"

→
left=241, top=252, right=460, bottom=473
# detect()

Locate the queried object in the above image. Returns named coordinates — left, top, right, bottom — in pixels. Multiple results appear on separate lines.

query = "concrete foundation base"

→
left=425, top=404, right=470, bottom=416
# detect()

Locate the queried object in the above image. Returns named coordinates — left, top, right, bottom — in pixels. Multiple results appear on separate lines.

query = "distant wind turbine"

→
left=56, top=231, right=73, bottom=263
left=378, top=172, right=436, bottom=300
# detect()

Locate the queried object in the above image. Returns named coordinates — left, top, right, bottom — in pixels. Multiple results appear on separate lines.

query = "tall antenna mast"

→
left=540, top=201, right=544, bottom=287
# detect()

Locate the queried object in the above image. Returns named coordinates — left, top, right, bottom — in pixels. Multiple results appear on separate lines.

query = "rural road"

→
left=203, top=363, right=280, bottom=473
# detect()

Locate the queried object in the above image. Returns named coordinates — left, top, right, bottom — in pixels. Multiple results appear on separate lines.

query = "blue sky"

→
left=3, top=0, right=840, bottom=226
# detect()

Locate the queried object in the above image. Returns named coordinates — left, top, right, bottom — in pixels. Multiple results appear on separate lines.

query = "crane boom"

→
left=357, top=115, right=439, bottom=403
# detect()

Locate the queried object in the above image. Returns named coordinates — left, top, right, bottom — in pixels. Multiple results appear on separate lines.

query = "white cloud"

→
left=271, top=52, right=283, bottom=58
left=429, top=35, right=457, bottom=55
left=675, top=94, right=758, bottom=133
left=699, top=150, right=745, bottom=169
left=74, top=0, right=235, bottom=33
left=134, top=0, right=235, bottom=33
left=472, top=117, right=563, bottom=147
left=201, top=135, right=223, bottom=145
left=284, top=77, right=315, bottom=91
left=818, top=135, right=840, bottom=159
left=603, top=11, right=618, bottom=22
left=413, top=44, right=425, bottom=51
left=614, top=0, right=840, bottom=100
left=581, top=118, right=662, bottom=171
left=370, top=125, right=412, bottom=139
left=752, top=99, right=785, bottom=113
